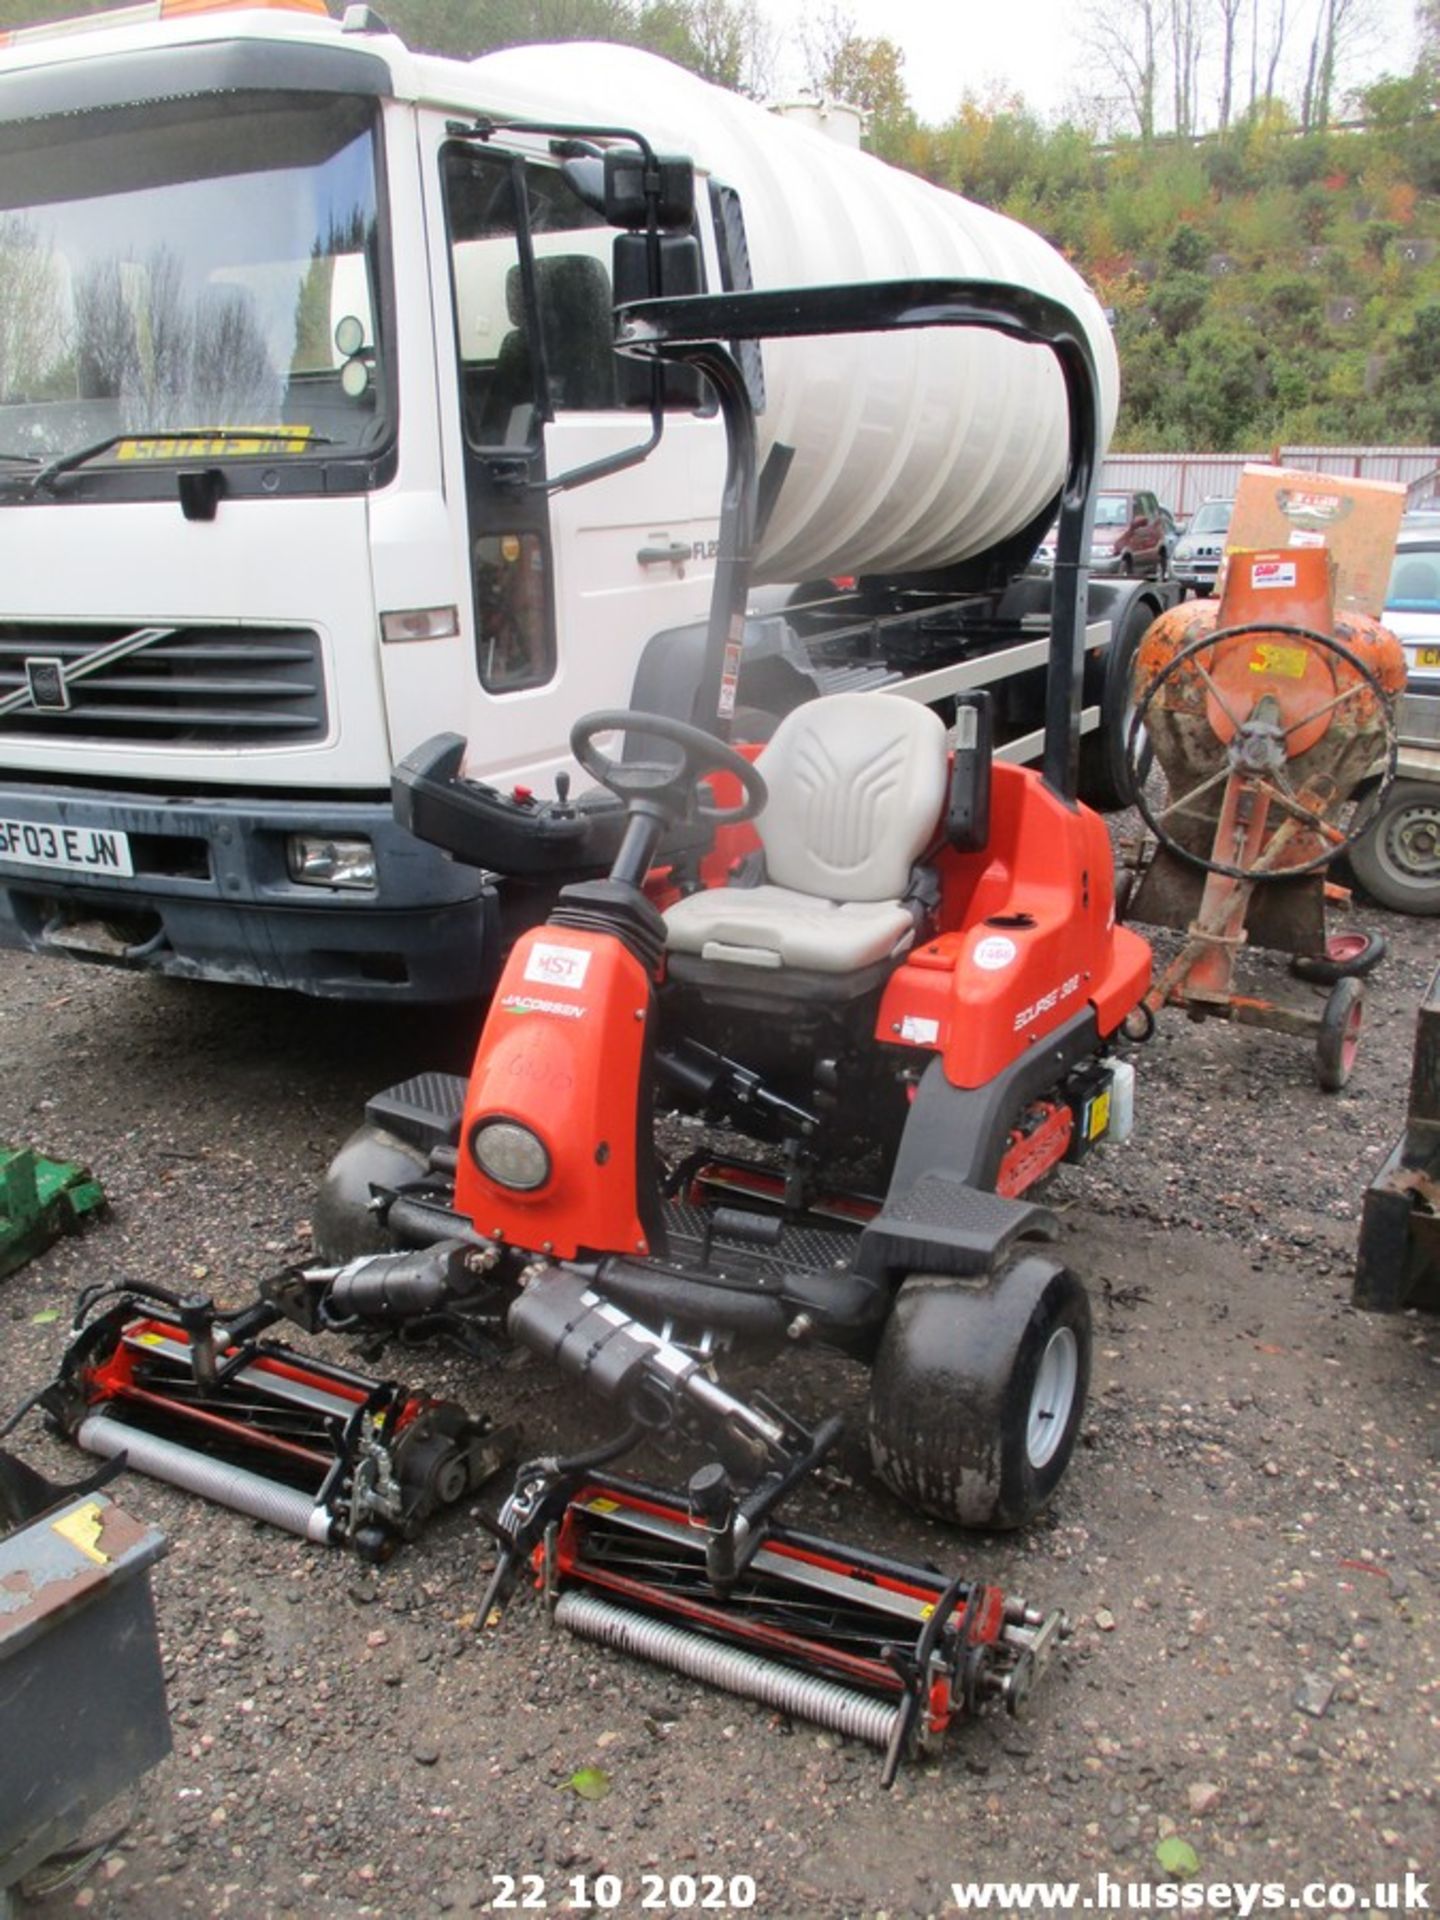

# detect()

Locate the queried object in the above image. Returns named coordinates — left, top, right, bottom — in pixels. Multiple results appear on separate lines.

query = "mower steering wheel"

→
left=1125, top=622, right=1398, bottom=882
left=570, top=709, right=768, bottom=827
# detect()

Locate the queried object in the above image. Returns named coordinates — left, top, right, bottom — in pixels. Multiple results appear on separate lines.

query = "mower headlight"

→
left=470, top=1118, right=550, bottom=1191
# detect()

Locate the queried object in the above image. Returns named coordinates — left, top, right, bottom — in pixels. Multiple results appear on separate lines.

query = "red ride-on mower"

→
left=302, top=282, right=1152, bottom=1536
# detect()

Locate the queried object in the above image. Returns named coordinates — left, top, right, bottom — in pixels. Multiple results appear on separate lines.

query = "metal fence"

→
left=1102, top=448, right=1440, bottom=519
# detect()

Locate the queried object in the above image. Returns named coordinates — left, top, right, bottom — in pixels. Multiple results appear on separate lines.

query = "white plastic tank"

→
left=466, top=44, right=1120, bottom=584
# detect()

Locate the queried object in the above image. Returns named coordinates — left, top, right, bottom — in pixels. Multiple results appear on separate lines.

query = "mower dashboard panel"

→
left=392, top=733, right=714, bottom=877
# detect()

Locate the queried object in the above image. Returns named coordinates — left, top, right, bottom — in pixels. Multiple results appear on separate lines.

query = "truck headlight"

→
left=470, top=1118, right=551, bottom=1191
left=286, top=834, right=377, bottom=890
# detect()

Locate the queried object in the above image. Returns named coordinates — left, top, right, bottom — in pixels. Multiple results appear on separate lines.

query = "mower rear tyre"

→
left=867, top=1255, right=1091, bottom=1530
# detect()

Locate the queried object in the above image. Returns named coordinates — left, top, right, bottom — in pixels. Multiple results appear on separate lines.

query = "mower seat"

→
left=663, top=693, right=948, bottom=975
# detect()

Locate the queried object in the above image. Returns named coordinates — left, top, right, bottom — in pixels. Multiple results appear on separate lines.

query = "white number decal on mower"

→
left=973, top=935, right=1018, bottom=971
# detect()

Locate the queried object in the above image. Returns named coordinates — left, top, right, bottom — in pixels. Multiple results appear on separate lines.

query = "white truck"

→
left=0, top=0, right=1173, bottom=1000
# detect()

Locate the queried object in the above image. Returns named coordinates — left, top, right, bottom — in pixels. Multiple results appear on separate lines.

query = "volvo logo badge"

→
left=24, top=657, right=70, bottom=712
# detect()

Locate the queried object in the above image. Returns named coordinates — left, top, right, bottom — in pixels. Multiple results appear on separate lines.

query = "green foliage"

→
left=1150, top=269, right=1210, bottom=337
left=921, top=49, right=1440, bottom=450
left=1165, top=224, right=1209, bottom=271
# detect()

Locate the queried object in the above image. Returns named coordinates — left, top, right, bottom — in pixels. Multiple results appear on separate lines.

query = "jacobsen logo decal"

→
left=499, top=994, right=586, bottom=1020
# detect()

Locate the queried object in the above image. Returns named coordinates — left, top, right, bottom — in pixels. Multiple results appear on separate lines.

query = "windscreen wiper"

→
left=27, top=427, right=334, bottom=498
left=0, top=451, right=42, bottom=466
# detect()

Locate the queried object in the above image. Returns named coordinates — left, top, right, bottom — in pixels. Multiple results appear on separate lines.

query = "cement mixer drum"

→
left=1131, top=547, right=1407, bottom=875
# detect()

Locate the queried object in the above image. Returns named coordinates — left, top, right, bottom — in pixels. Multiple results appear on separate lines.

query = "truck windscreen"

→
left=0, top=90, right=390, bottom=489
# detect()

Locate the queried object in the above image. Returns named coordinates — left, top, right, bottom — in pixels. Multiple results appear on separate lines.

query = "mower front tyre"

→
left=313, top=1121, right=429, bottom=1263
left=867, top=1255, right=1091, bottom=1531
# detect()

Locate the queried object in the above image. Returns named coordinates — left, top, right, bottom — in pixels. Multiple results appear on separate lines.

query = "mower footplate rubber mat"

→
left=365, top=1073, right=468, bottom=1154
left=859, top=1172, right=1058, bottom=1280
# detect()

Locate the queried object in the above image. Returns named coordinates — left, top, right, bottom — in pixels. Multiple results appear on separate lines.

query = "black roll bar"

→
left=614, top=278, right=1100, bottom=803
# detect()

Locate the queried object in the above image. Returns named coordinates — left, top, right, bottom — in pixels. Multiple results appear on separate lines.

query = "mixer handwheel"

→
left=1125, top=622, right=1399, bottom=882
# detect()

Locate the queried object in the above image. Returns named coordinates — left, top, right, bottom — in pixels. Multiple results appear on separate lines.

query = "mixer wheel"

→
left=1316, top=976, right=1364, bottom=1092
left=1289, top=930, right=1387, bottom=985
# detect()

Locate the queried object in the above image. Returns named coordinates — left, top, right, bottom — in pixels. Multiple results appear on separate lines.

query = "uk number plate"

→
left=0, top=818, right=133, bottom=877
left=1415, top=645, right=1440, bottom=670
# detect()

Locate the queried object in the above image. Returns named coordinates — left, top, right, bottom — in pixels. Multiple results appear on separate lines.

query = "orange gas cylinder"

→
left=1133, top=547, right=1406, bottom=863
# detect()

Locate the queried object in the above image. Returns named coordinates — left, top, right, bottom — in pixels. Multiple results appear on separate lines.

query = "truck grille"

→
left=0, top=623, right=328, bottom=747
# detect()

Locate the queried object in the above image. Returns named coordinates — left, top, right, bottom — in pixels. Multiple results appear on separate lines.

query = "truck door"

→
left=434, top=140, right=724, bottom=795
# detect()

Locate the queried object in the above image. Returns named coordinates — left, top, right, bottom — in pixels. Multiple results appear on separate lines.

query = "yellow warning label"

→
left=1250, top=644, right=1309, bottom=679
left=1087, top=1089, right=1112, bottom=1140
left=53, top=1501, right=109, bottom=1566
left=584, top=1497, right=621, bottom=1514
left=134, top=1331, right=166, bottom=1347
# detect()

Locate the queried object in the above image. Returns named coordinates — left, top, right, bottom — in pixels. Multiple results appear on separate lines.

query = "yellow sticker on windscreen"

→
left=117, top=428, right=314, bottom=460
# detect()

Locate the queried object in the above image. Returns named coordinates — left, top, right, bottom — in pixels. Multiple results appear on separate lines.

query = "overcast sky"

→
left=762, top=0, right=1421, bottom=128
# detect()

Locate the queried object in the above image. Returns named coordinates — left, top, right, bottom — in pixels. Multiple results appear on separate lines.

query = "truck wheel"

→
left=1078, top=595, right=1156, bottom=811
left=867, top=1254, right=1091, bottom=1530
left=313, top=1122, right=429, bottom=1262
left=1346, top=779, right=1440, bottom=916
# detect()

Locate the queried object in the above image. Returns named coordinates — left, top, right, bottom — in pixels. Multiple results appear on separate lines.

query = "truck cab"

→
left=0, top=0, right=1139, bottom=1000
left=0, top=0, right=731, bottom=996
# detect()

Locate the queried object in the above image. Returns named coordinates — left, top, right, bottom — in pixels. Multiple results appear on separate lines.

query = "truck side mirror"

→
left=612, top=232, right=705, bottom=409
left=603, top=149, right=695, bottom=230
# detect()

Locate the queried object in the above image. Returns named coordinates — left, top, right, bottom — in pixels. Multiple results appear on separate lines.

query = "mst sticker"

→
left=524, top=942, right=591, bottom=991
left=973, top=935, right=1018, bottom=972
left=1250, top=559, right=1297, bottom=590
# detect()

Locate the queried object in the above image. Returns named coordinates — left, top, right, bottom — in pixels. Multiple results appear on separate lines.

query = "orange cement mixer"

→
left=1124, top=544, right=1406, bottom=1089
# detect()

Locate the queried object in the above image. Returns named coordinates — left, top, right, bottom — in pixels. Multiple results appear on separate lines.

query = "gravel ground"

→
left=0, top=891, right=1436, bottom=1920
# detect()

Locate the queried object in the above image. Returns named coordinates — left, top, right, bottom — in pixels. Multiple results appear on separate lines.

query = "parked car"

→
left=1347, top=528, right=1440, bottom=915
left=1171, top=497, right=1233, bottom=597
left=1031, top=489, right=1172, bottom=579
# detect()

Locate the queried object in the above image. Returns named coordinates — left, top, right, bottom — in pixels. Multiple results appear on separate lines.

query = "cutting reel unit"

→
left=41, top=1284, right=513, bottom=1560
left=489, top=1456, right=1068, bottom=1786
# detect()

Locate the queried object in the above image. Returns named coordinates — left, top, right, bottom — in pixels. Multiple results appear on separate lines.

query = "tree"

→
left=797, top=5, right=914, bottom=159
left=636, top=0, right=776, bottom=94
left=1249, top=0, right=1290, bottom=115
left=1074, top=0, right=1161, bottom=141
left=1169, top=0, right=1202, bottom=136
left=1215, top=0, right=1246, bottom=129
